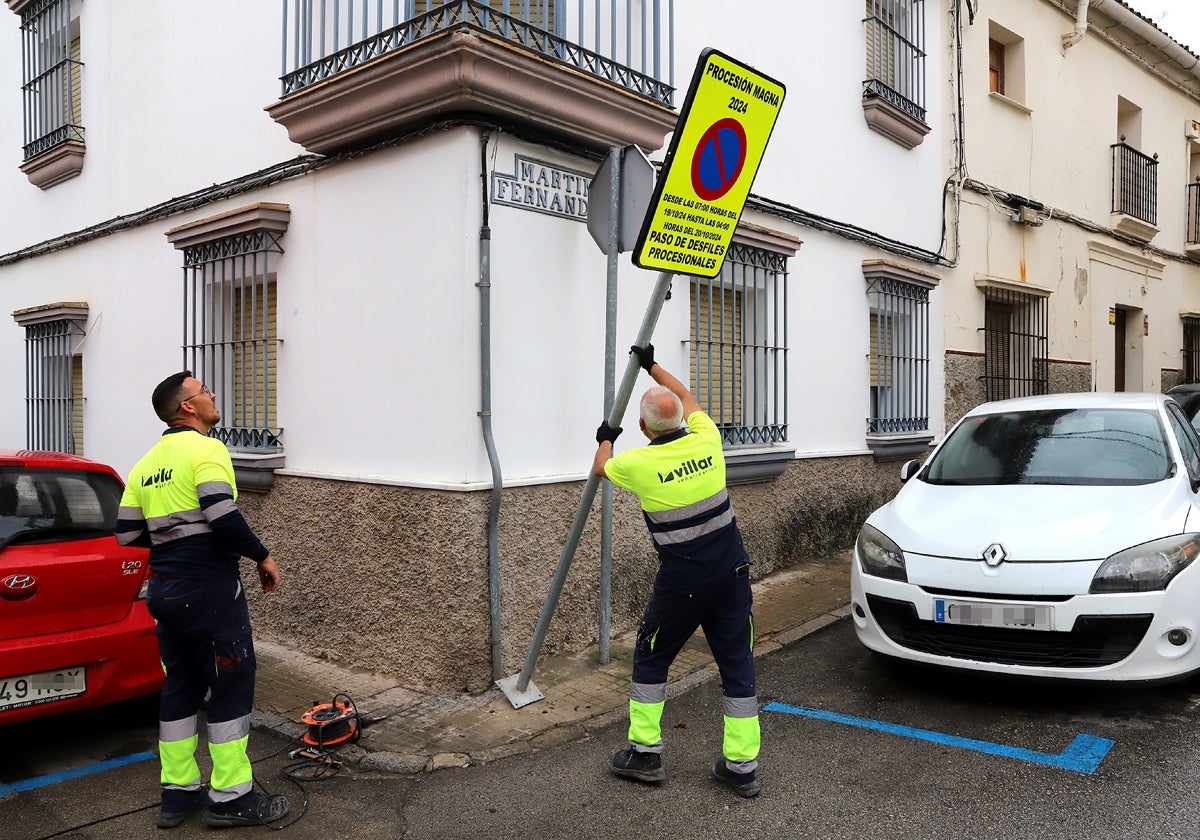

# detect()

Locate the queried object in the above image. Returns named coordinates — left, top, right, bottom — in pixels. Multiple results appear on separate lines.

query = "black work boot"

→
left=156, top=786, right=206, bottom=829
left=204, top=792, right=290, bottom=828
left=609, top=747, right=666, bottom=783
left=711, top=758, right=761, bottom=797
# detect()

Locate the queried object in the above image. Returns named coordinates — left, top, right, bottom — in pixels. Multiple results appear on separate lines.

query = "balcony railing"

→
left=280, top=0, right=674, bottom=106
left=1111, top=143, right=1158, bottom=226
left=1188, top=182, right=1200, bottom=246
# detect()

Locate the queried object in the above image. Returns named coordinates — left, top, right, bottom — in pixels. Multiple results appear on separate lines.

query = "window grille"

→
left=981, top=287, right=1048, bottom=402
left=863, top=0, right=926, bottom=123
left=1183, top=317, right=1200, bottom=383
left=867, top=278, right=929, bottom=433
left=1111, top=143, right=1158, bottom=225
left=23, top=319, right=84, bottom=453
left=19, top=0, right=83, bottom=160
left=689, top=243, right=788, bottom=446
left=180, top=234, right=283, bottom=451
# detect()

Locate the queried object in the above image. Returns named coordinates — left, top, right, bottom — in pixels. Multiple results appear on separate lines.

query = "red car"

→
left=0, top=450, right=163, bottom=725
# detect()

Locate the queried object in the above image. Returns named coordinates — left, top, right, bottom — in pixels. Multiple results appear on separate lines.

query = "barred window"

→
left=12, top=305, right=88, bottom=454
left=864, top=0, right=926, bottom=122
left=981, top=287, right=1048, bottom=401
left=689, top=243, right=788, bottom=447
left=867, top=277, right=929, bottom=434
left=166, top=205, right=290, bottom=452
left=19, top=0, right=83, bottom=161
left=1183, top=316, right=1200, bottom=383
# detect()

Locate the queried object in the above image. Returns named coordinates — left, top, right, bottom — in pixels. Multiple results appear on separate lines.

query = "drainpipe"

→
left=1065, top=0, right=1200, bottom=83
left=1096, top=0, right=1200, bottom=76
left=478, top=129, right=504, bottom=682
left=1061, top=0, right=1090, bottom=51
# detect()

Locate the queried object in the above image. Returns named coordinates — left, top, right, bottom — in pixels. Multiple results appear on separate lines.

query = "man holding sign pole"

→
left=593, top=345, right=761, bottom=798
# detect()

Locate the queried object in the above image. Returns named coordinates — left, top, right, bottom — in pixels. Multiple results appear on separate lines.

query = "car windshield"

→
left=922, top=407, right=1172, bottom=486
left=0, top=466, right=123, bottom=546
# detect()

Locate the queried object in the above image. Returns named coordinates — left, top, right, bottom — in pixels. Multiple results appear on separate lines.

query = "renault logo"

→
left=982, top=544, right=1007, bottom=567
left=2, top=573, right=38, bottom=600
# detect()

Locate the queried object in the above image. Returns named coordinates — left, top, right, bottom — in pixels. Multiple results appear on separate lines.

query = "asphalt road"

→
left=5, top=618, right=1200, bottom=839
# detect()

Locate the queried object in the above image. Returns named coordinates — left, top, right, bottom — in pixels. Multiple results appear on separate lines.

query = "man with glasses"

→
left=116, top=371, right=288, bottom=829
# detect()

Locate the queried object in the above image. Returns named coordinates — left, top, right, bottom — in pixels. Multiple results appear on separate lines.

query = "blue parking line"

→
left=763, top=701, right=1114, bottom=775
left=0, top=751, right=157, bottom=796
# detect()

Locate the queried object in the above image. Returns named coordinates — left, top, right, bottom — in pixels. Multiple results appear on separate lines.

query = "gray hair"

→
left=640, top=386, right=684, bottom=434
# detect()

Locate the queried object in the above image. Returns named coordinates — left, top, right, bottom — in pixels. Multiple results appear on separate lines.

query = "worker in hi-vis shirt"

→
left=116, top=370, right=289, bottom=830
left=593, top=344, right=761, bottom=798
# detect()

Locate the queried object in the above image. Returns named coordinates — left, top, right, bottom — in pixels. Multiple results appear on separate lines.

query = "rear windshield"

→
left=923, top=408, right=1172, bottom=486
left=0, top=467, right=123, bottom=545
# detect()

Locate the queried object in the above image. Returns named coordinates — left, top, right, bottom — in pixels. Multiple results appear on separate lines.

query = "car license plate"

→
left=933, top=599, right=1053, bottom=631
left=0, top=667, right=87, bottom=712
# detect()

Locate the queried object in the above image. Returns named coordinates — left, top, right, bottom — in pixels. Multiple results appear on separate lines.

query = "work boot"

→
left=711, top=758, right=761, bottom=798
left=609, top=747, right=666, bottom=783
left=156, top=786, right=206, bottom=829
left=204, top=792, right=290, bottom=829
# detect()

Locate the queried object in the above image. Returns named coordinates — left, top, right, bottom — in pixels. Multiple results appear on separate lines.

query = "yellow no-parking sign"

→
left=633, top=49, right=785, bottom=278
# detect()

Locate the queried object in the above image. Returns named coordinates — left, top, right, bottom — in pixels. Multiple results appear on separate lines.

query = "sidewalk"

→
left=251, top=550, right=852, bottom=774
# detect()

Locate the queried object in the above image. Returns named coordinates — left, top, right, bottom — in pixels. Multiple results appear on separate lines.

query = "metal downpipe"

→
left=479, top=131, right=504, bottom=682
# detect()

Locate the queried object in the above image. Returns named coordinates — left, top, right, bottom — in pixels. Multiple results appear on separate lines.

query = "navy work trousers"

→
left=632, top=570, right=755, bottom=698
left=147, top=576, right=257, bottom=726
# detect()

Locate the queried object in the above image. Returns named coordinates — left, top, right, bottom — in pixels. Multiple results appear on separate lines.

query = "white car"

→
left=852, top=392, right=1200, bottom=681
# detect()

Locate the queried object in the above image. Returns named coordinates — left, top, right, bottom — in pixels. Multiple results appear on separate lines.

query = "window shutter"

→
left=69, top=35, right=81, bottom=126
left=988, top=39, right=1004, bottom=95
left=869, top=311, right=879, bottom=387
left=413, top=1, right=554, bottom=31
left=71, top=356, right=83, bottom=454
left=865, top=0, right=897, bottom=87
left=984, top=299, right=1013, bottom=400
left=692, top=284, right=743, bottom=426
left=231, top=276, right=278, bottom=434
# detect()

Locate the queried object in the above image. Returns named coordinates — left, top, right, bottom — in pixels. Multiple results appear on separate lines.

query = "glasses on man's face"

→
left=179, top=384, right=213, bottom=409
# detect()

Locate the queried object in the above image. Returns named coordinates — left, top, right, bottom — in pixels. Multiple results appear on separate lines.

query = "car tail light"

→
left=137, top=579, right=150, bottom=600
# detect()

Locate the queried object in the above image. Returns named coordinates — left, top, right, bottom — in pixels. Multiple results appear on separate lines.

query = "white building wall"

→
left=0, top=1, right=952, bottom=686
left=1, top=1, right=950, bottom=482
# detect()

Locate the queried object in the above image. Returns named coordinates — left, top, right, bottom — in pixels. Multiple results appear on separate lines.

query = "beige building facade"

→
left=941, top=0, right=1200, bottom=425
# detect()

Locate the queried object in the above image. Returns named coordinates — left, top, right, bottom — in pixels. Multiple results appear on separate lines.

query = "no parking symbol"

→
left=691, top=118, right=747, bottom=202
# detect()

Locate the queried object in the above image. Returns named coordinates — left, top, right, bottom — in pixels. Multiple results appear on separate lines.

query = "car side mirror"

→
left=899, top=459, right=921, bottom=483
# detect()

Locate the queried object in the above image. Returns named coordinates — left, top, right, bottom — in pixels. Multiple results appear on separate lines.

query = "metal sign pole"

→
left=599, top=146, right=621, bottom=665
left=497, top=269, right=676, bottom=708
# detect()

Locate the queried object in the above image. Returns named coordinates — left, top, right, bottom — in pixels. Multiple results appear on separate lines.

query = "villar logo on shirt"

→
left=141, top=468, right=174, bottom=487
left=658, top=456, right=715, bottom=484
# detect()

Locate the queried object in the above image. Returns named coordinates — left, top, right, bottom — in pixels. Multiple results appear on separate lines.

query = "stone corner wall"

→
left=236, top=452, right=906, bottom=695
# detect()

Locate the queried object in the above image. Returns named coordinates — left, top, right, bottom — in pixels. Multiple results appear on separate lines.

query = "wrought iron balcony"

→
left=1110, top=142, right=1158, bottom=240
left=269, top=0, right=678, bottom=155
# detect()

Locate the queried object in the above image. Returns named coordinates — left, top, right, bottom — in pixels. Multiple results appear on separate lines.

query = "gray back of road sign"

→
left=586, top=146, right=657, bottom=255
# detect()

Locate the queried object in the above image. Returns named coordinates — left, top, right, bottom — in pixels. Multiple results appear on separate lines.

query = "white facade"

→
left=0, top=1, right=950, bottom=689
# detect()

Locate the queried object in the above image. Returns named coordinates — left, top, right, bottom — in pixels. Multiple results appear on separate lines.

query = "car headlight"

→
left=856, top=523, right=908, bottom=582
left=1090, top=534, right=1200, bottom=593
